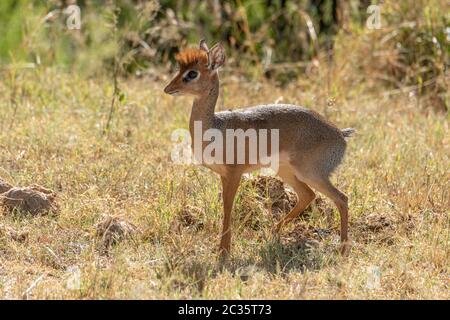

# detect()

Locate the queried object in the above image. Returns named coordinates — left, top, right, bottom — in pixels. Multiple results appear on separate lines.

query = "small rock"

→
left=361, top=212, right=396, bottom=232
left=95, top=215, right=139, bottom=249
left=0, top=185, right=58, bottom=215
left=175, top=205, right=204, bottom=231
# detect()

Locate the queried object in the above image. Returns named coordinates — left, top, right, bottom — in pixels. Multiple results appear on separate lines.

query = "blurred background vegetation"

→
left=0, top=0, right=448, bottom=110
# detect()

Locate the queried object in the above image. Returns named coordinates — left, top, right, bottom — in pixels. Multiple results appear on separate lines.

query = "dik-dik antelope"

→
left=164, top=40, right=355, bottom=259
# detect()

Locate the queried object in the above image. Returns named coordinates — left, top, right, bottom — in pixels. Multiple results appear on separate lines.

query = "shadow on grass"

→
left=157, top=224, right=339, bottom=295
left=157, top=258, right=218, bottom=294
left=233, top=232, right=340, bottom=277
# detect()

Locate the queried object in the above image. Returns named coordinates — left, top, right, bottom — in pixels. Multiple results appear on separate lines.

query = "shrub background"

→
left=0, top=0, right=448, bottom=110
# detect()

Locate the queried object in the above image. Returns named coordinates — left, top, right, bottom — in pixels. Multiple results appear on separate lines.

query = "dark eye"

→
left=184, top=70, right=199, bottom=82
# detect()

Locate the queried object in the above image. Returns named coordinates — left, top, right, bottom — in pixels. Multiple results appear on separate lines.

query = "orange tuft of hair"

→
left=175, top=48, right=208, bottom=68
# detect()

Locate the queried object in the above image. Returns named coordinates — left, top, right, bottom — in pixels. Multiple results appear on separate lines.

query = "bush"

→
left=334, top=0, right=449, bottom=111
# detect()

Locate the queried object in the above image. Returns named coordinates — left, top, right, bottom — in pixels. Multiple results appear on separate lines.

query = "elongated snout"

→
left=164, top=76, right=180, bottom=95
left=163, top=83, right=174, bottom=94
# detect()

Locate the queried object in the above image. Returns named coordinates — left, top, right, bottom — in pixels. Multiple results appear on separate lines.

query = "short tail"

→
left=341, top=128, right=356, bottom=138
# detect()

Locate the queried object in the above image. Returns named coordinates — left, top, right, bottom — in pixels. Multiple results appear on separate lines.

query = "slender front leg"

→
left=219, top=172, right=242, bottom=260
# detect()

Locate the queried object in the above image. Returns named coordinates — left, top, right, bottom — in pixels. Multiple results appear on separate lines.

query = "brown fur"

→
left=164, top=41, right=354, bottom=260
left=175, top=48, right=208, bottom=69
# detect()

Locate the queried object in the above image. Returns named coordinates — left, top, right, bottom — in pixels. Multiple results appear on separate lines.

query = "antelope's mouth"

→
left=164, top=87, right=180, bottom=96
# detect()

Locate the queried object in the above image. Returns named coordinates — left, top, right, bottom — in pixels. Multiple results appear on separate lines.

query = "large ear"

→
left=199, top=39, right=209, bottom=52
left=208, top=43, right=226, bottom=70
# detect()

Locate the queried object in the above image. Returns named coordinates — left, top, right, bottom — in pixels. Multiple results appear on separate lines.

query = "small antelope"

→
left=164, top=40, right=355, bottom=259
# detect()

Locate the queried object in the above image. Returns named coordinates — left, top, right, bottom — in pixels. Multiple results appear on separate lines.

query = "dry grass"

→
left=0, top=66, right=448, bottom=299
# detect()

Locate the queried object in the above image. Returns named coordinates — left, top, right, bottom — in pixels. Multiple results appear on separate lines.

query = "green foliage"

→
left=0, top=0, right=158, bottom=75
left=0, top=0, right=44, bottom=62
left=0, top=0, right=447, bottom=109
left=335, top=0, right=449, bottom=111
left=0, top=0, right=342, bottom=70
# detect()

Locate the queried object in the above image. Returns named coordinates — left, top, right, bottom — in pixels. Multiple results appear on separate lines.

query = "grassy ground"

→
left=0, top=67, right=448, bottom=299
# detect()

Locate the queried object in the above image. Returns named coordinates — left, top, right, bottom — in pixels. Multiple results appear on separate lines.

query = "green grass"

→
left=0, top=67, right=448, bottom=299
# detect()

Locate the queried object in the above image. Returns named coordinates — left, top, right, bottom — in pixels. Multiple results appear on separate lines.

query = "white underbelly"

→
left=199, top=151, right=291, bottom=177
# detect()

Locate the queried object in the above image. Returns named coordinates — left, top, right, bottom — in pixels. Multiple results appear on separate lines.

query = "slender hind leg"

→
left=275, top=168, right=316, bottom=233
left=300, top=175, right=350, bottom=254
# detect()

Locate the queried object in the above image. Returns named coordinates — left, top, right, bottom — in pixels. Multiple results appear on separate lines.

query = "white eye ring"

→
left=183, top=69, right=200, bottom=82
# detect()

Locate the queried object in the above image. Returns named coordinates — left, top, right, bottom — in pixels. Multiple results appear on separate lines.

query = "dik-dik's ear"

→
left=208, top=43, right=226, bottom=70
left=199, top=39, right=209, bottom=52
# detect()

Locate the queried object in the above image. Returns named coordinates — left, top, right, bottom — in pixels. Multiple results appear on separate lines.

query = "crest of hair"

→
left=175, top=48, right=208, bottom=68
